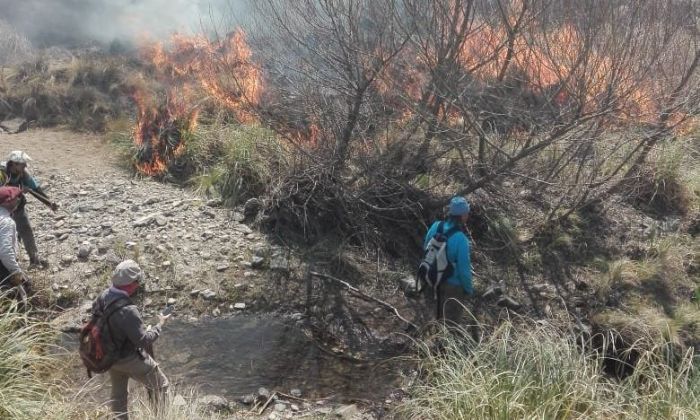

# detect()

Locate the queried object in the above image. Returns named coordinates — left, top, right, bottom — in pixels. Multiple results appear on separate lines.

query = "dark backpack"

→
left=79, top=297, right=132, bottom=377
left=417, top=221, right=461, bottom=300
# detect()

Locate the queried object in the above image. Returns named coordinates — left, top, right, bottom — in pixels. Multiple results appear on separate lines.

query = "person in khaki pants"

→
left=91, top=259, right=170, bottom=419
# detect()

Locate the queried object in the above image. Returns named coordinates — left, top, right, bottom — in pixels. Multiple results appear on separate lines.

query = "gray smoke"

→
left=0, top=0, right=251, bottom=46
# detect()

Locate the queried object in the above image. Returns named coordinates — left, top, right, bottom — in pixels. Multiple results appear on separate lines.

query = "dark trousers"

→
left=13, top=208, right=38, bottom=262
left=425, top=283, right=466, bottom=323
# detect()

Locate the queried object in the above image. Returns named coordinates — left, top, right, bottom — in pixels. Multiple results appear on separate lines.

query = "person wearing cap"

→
left=91, top=259, right=170, bottom=420
left=0, top=151, right=58, bottom=267
left=0, top=186, right=30, bottom=291
left=423, top=196, right=473, bottom=322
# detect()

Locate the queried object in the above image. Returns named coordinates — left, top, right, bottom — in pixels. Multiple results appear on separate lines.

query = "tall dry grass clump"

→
left=0, top=298, right=53, bottom=419
left=398, top=320, right=699, bottom=419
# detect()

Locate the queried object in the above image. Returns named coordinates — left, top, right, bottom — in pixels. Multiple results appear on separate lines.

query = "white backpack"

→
left=417, top=222, right=459, bottom=300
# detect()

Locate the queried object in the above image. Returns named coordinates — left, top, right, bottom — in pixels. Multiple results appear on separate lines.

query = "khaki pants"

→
left=109, top=355, right=169, bottom=420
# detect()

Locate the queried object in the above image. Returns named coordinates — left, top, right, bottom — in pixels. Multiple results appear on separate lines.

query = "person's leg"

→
left=440, top=284, right=465, bottom=326
left=119, top=355, right=170, bottom=410
left=12, top=208, right=40, bottom=264
left=109, top=367, right=131, bottom=420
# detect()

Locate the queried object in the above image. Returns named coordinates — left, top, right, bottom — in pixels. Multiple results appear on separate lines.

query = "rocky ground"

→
left=2, top=128, right=386, bottom=419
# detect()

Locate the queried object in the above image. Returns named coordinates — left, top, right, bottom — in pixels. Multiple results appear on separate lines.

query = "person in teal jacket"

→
left=423, top=196, right=473, bottom=322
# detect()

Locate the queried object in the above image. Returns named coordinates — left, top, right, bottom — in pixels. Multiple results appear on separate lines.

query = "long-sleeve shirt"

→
left=423, top=219, right=473, bottom=295
left=0, top=164, right=40, bottom=191
left=94, top=288, right=161, bottom=360
left=0, top=207, right=21, bottom=277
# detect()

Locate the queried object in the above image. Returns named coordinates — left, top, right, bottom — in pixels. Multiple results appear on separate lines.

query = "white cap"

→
left=7, top=151, right=32, bottom=164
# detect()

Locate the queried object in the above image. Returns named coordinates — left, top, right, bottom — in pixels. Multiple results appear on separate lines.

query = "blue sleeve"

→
left=423, top=221, right=440, bottom=249
left=454, top=234, right=473, bottom=295
left=21, top=172, right=39, bottom=191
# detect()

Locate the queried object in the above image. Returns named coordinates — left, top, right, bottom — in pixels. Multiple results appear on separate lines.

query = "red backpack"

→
left=79, top=297, right=132, bottom=377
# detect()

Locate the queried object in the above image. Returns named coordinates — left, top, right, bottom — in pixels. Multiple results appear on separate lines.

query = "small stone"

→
left=77, top=242, right=93, bottom=259
left=133, top=213, right=161, bottom=227
left=240, top=394, right=255, bottom=405
left=190, top=289, right=200, bottom=297
left=212, top=308, right=221, bottom=317
left=274, top=403, right=287, bottom=412
left=258, top=387, right=271, bottom=399
left=291, top=404, right=300, bottom=412
left=167, top=298, right=176, bottom=305
left=251, top=256, right=265, bottom=268
left=290, top=388, right=302, bottom=398
left=200, top=289, right=217, bottom=300
left=162, top=260, right=172, bottom=268
left=61, top=255, right=74, bottom=265
left=234, top=302, right=246, bottom=310
left=216, top=263, right=230, bottom=272
left=125, top=241, right=137, bottom=249
left=155, top=216, right=168, bottom=227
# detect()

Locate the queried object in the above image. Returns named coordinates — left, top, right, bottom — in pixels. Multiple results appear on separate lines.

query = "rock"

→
left=243, top=198, right=261, bottom=219
left=291, top=404, right=300, bottom=412
left=274, top=403, right=287, bottom=412
left=290, top=388, right=302, bottom=398
left=240, top=394, right=256, bottom=405
left=133, top=212, right=161, bottom=227
left=155, top=216, right=168, bottom=227
left=167, top=297, right=176, bottom=305
left=61, top=255, right=75, bottom=265
left=234, top=302, right=246, bottom=310
left=206, top=198, right=223, bottom=207
left=251, top=256, right=265, bottom=268
left=197, top=394, right=229, bottom=413
left=200, top=289, right=217, bottom=300
left=201, top=209, right=216, bottom=219
left=161, top=260, right=172, bottom=268
left=0, top=118, right=28, bottom=134
left=334, top=404, right=361, bottom=419
left=216, top=263, right=230, bottom=272
left=190, top=289, right=201, bottom=297
left=258, top=387, right=271, bottom=399
left=212, top=308, right=221, bottom=317
left=77, top=242, right=93, bottom=259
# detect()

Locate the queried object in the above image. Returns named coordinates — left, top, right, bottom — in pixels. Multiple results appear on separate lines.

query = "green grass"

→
left=398, top=320, right=700, bottom=419
left=188, top=124, right=285, bottom=205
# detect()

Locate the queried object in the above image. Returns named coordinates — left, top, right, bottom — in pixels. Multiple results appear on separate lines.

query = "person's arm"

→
left=20, top=169, right=40, bottom=192
left=117, top=306, right=162, bottom=348
left=454, top=234, right=473, bottom=295
left=0, top=219, right=21, bottom=276
left=423, top=221, right=439, bottom=249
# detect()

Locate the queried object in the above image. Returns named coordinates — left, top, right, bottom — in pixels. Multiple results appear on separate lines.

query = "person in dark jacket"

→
left=0, top=151, right=59, bottom=267
left=93, top=259, right=170, bottom=420
left=423, top=196, right=473, bottom=323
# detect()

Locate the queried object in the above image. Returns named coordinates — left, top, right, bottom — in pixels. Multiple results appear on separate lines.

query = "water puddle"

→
left=124, top=315, right=401, bottom=401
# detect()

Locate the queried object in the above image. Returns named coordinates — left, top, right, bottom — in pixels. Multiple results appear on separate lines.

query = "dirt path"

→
left=2, top=128, right=117, bottom=175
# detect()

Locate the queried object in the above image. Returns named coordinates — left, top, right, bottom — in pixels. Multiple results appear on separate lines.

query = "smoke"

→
left=0, top=0, right=251, bottom=46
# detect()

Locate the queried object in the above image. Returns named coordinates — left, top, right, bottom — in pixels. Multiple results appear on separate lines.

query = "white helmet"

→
left=7, top=151, right=32, bottom=164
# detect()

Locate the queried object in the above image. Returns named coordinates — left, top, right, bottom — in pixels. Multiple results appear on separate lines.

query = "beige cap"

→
left=111, top=259, right=144, bottom=286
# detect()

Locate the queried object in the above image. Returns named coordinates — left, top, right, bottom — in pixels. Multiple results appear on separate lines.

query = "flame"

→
left=133, top=28, right=262, bottom=176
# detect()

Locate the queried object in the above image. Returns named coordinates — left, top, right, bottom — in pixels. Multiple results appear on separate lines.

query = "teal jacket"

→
left=423, top=219, right=473, bottom=295
left=0, top=164, right=40, bottom=191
